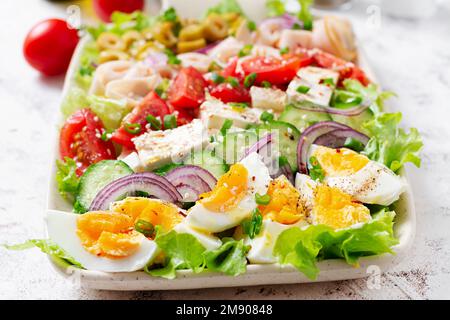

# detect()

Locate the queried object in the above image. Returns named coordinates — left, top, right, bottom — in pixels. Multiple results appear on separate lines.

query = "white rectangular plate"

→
left=45, top=2, right=416, bottom=290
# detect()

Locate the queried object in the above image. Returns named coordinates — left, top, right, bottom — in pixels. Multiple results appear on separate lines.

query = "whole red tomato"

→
left=23, top=19, right=79, bottom=76
left=93, top=0, right=145, bottom=22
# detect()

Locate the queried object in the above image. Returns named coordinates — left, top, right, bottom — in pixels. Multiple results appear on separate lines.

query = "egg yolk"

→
left=199, top=163, right=248, bottom=213
left=313, top=146, right=369, bottom=177
left=259, top=176, right=306, bottom=224
left=312, top=185, right=371, bottom=229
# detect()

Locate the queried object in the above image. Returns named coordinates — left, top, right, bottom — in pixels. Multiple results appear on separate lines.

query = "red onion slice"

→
left=89, top=173, right=182, bottom=211
left=167, top=174, right=211, bottom=196
left=241, top=133, right=282, bottom=178
left=260, top=14, right=302, bottom=30
left=291, top=98, right=371, bottom=117
left=241, top=133, right=274, bottom=159
left=314, top=129, right=369, bottom=148
left=297, top=121, right=369, bottom=174
left=165, top=165, right=217, bottom=190
left=176, top=184, right=201, bottom=203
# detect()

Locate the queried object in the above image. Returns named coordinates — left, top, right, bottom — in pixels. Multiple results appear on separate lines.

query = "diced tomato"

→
left=168, top=67, right=207, bottom=109
left=313, top=50, right=370, bottom=86
left=59, top=108, right=115, bottom=175
left=175, top=108, right=198, bottom=126
left=209, top=83, right=251, bottom=103
left=221, top=57, right=240, bottom=78
left=241, top=54, right=312, bottom=85
left=111, top=91, right=171, bottom=149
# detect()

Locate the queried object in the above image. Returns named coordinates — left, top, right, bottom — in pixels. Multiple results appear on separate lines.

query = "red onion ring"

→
left=290, top=98, right=372, bottom=117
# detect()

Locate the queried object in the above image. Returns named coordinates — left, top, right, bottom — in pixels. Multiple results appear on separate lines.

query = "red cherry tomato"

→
left=168, top=67, right=208, bottom=109
left=23, top=19, right=79, bottom=76
left=175, top=108, right=198, bottom=127
left=209, top=83, right=251, bottom=104
left=221, top=57, right=240, bottom=78
left=93, top=0, right=145, bottom=22
left=60, top=108, right=116, bottom=176
left=111, top=91, right=171, bottom=149
left=241, top=54, right=312, bottom=85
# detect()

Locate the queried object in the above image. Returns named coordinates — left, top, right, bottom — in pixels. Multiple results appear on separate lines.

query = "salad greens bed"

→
left=4, top=0, right=422, bottom=281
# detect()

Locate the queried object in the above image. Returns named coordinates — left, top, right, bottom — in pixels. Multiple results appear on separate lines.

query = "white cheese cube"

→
left=250, top=86, right=287, bottom=112
left=297, top=66, right=339, bottom=86
left=120, top=152, right=144, bottom=172
left=133, top=119, right=208, bottom=170
left=286, top=77, right=333, bottom=106
left=200, top=99, right=262, bottom=130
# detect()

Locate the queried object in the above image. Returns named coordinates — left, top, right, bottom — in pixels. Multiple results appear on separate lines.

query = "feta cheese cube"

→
left=200, top=99, right=262, bottom=130
left=286, top=77, right=333, bottom=106
left=133, top=119, right=208, bottom=170
left=120, top=152, right=144, bottom=172
left=250, top=86, right=287, bottom=112
left=297, top=66, right=339, bottom=86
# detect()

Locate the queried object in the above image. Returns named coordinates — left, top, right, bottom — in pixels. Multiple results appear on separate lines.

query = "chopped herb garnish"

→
left=238, top=44, right=253, bottom=57
left=226, top=76, right=240, bottom=88
left=297, top=85, right=310, bottom=94
left=124, top=123, right=142, bottom=135
left=255, top=193, right=271, bottom=205
left=220, top=119, right=233, bottom=136
left=208, top=61, right=222, bottom=72
left=163, top=114, right=177, bottom=129
left=229, top=102, right=249, bottom=109
left=211, top=72, right=225, bottom=84
left=279, top=47, right=289, bottom=55
left=146, top=114, right=162, bottom=130
left=308, top=156, right=325, bottom=182
left=164, top=48, right=181, bottom=65
left=79, top=65, right=94, bottom=77
left=260, top=111, right=274, bottom=122
left=242, top=208, right=263, bottom=239
left=135, top=219, right=155, bottom=238
left=160, top=7, right=178, bottom=22
left=292, top=23, right=302, bottom=30
left=247, top=20, right=257, bottom=31
left=344, top=137, right=365, bottom=152
left=322, top=78, right=335, bottom=86
left=100, top=129, right=113, bottom=141
left=261, top=81, right=272, bottom=88
left=244, top=72, right=257, bottom=88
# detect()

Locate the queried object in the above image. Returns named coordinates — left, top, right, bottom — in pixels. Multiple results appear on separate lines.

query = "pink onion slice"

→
left=260, top=14, right=302, bottom=30
left=176, top=183, right=201, bottom=203
left=165, top=165, right=217, bottom=190
left=314, top=129, right=369, bottom=148
left=297, top=121, right=369, bottom=174
left=194, top=40, right=222, bottom=54
left=89, top=173, right=182, bottom=211
left=241, top=133, right=274, bottom=159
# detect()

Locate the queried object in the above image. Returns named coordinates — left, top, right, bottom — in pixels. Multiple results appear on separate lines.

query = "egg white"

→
left=185, top=152, right=272, bottom=233
left=173, top=222, right=222, bottom=250
left=309, top=145, right=406, bottom=206
left=46, top=210, right=159, bottom=272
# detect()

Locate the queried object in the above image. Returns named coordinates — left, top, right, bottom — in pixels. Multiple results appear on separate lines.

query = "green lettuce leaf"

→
left=87, top=95, right=131, bottom=130
left=56, top=157, right=80, bottom=200
left=298, top=0, right=313, bottom=30
left=362, top=112, right=423, bottom=172
left=273, top=210, right=398, bottom=280
left=61, top=87, right=90, bottom=119
left=3, top=239, right=83, bottom=269
left=74, top=41, right=99, bottom=90
left=204, top=238, right=249, bottom=276
left=145, top=230, right=206, bottom=279
left=266, top=0, right=287, bottom=17
left=206, top=0, right=245, bottom=16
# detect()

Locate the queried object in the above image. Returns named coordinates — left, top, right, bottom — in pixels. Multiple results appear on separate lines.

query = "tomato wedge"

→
left=168, top=67, right=207, bottom=109
left=209, top=83, right=251, bottom=104
left=174, top=108, right=198, bottom=126
left=111, top=91, right=171, bottom=149
left=241, top=54, right=312, bottom=85
left=60, top=108, right=115, bottom=175
left=313, top=50, right=370, bottom=86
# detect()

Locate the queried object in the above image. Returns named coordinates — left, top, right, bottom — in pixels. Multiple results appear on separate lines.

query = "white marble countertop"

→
left=1, top=0, right=449, bottom=300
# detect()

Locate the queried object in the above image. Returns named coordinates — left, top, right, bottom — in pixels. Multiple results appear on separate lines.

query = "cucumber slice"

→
left=74, top=160, right=133, bottom=213
left=279, top=103, right=331, bottom=132
left=184, top=149, right=228, bottom=179
left=214, top=131, right=259, bottom=165
left=252, top=120, right=301, bottom=171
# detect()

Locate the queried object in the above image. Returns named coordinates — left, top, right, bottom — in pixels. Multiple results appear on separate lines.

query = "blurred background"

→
left=0, top=0, right=449, bottom=299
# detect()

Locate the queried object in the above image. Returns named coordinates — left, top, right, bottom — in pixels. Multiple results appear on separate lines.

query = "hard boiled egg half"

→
left=46, top=197, right=184, bottom=272
left=309, top=145, right=406, bottom=206
left=185, top=152, right=271, bottom=233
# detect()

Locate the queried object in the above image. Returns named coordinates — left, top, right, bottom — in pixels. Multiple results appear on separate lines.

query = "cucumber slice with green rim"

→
left=74, top=160, right=133, bottom=213
left=214, top=131, right=259, bottom=165
left=184, top=149, right=229, bottom=179
left=279, top=103, right=331, bottom=133
left=252, top=120, right=301, bottom=171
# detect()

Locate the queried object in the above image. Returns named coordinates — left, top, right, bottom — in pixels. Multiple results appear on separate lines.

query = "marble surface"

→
left=1, top=0, right=449, bottom=300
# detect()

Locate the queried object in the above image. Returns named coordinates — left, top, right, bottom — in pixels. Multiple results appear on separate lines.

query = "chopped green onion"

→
left=260, top=111, right=274, bottom=122
left=135, top=219, right=155, bottom=238
left=279, top=47, right=289, bottom=55
left=238, top=44, right=253, bottom=57
left=100, top=129, right=113, bottom=141
left=146, top=114, right=162, bottom=130
left=344, top=137, right=365, bottom=152
left=124, top=123, right=142, bottom=135
left=211, top=72, right=225, bottom=84
left=242, top=208, right=263, bottom=239
left=255, top=193, right=271, bottom=205
left=229, top=102, right=249, bottom=109
left=247, top=20, right=257, bottom=31
left=163, top=114, right=177, bottom=129
left=220, top=119, right=233, bottom=136
left=208, top=61, right=221, bottom=72
left=244, top=72, right=257, bottom=88
left=296, top=85, right=310, bottom=94
left=261, top=81, right=272, bottom=88
left=226, top=76, right=240, bottom=88
left=164, top=48, right=181, bottom=65
left=322, top=78, right=335, bottom=86
left=308, top=156, right=325, bottom=182
left=292, top=23, right=302, bottom=30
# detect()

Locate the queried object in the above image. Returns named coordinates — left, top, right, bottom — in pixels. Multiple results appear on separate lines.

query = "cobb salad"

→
left=7, top=0, right=423, bottom=281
